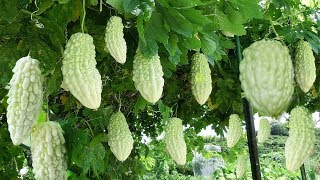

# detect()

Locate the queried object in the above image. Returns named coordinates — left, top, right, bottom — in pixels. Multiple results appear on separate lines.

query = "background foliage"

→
left=0, top=0, right=319, bottom=179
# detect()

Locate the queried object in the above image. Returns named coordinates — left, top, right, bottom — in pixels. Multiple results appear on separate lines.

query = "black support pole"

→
left=235, top=36, right=262, bottom=180
left=300, top=164, right=307, bottom=180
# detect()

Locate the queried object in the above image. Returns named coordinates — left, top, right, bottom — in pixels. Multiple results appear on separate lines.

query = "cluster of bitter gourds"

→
left=6, top=12, right=318, bottom=177
left=7, top=56, right=67, bottom=179
left=239, top=39, right=317, bottom=172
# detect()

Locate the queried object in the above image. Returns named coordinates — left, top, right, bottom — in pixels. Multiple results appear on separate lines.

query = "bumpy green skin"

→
left=294, top=40, right=316, bottom=93
left=257, top=118, right=271, bottom=143
left=236, top=153, right=248, bottom=178
left=190, top=52, right=212, bottom=105
left=227, top=114, right=243, bottom=148
left=62, top=33, right=102, bottom=109
left=108, top=111, right=133, bottom=162
left=7, top=56, right=43, bottom=145
left=285, top=106, right=315, bottom=171
left=104, top=16, right=127, bottom=64
left=31, top=121, right=67, bottom=180
left=132, top=49, right=164, bottom=104
left=164, top=118, right=187, bottom=165
left=239, top=39, right=294, bottom=116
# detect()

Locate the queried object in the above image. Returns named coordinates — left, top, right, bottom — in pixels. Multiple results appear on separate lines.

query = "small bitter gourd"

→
left=108, top=111, right=134, bottom=161
left=132, top=49, right=164, bottom=104
left=104, top=16, right=127, bottom=64
left=227, top=114, right=243, bottom=148
left=257, top=118, right=271, bottom=143
left=164, top=117, right=187, bottom=165
left=190, top=52, right=212, bottom=105
left=294, top=40, right=316, bottom=93
left=236, top=153, right=248, bottom=178
left=285, top=106, right=315, bottom=171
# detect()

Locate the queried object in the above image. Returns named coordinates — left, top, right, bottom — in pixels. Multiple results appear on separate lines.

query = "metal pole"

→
left=235, top=36, right=262, bottom=180
left=300, top=164, right=307, bottom=180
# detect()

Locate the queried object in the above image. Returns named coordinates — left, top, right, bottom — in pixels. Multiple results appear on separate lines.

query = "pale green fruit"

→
left=62, top=33, right=102, bottom=109
left=294, top=40, right=316, bottom=93
left=236, top=153, right=248, bottom=178
left=105, top=16, right=127, bottom=64
left=132, top=49, right=164, bottom=104
left=108, top=111, right=134, bottom=161
left=164, top=118, right=187, bottom=165
left=239, top=39, right=294, bottom=116
left=7, top=56, right=43, bottom=145
left=31, top=121, right=67, bottom=180
left=227, top=114, right=243, bottom=148
left=190, top=52, right=212, bottom=105
left=257, top=118, right=271, bottom=143
left=285, top=106, right=315, bottom=171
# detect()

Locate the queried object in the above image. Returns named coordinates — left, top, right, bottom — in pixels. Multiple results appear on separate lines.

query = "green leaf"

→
left=89, top=133, right=108, bottom=146
left=134, top=96, right=148, bottom=116
left=168, top=50, right=181, bottom=65
left=0, top=21, right=22, bottom=38
left=123, top=0, right=155, bottom=19
left=182, top=34, right=201, bottom=51
left=106, top=0, right=124, bottom=13
left=27, top=37, right=60, bottom=73
left=161, top=57, right=176, bottom=78
left=144, top=12, right=168, bottom=44
left=0, top=0, right=19, bottom=22
left=0, top=41, right=19, bottom=86
left=199, top=32, right=217, bottom=56
left=178, top=9, right=211, bottom=27
left=158, top=100, right=172, bottom=122
left=36, top=111, right=47, bottom=124
left=36, top=0, right=54, bottom=15
left=89, top=0, right=98, bottom=6
left=39, top=18, right=65, bottom=53
left=158, top=5, right=193, bottom=37
left=166, top=0, right=203, bottom=7
left=228, top=0, right=263, bottom=20
left=137, top=16, right=158, bottom=57
left=213, top=10, right=246, bottom=36
left=83, top=143, right=106, bottom=175
left=225, top=6, right=246, bottom=24
left=164, top=34, right=179, bottom=56
left=45, top=0, right=81, bottom=29
left=58, top=0, right=71, bottom=3
left=47, top=68, right=63, bottom=96
left=69, top=129, right=90, bottom=166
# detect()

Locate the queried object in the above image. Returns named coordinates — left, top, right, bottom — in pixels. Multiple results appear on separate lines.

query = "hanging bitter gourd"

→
left=239, top=39, right=294, bottom=116
left=190, top=52, right=212, bottom=105
left=294, top=40, right=316, bottom=93
left=104, top=16, right=127, bottom=64
left=257, top=118, right=271, bottom=143
left=236, top=153, right=248, bottom=178
left=164, top=117, right=187, bottom=165
left=7, top=56, right=43, bottom=145
left=31, top=121, right=67, bottom=180
left=285, top=106, right=315, bottom=171
left=107, top=111, right=134, bottom=161
left=62, top=32, right=102, bottom=109
left=132, top=49, right=164, bottom=104
left=227, top=114, right=243, bottom=148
